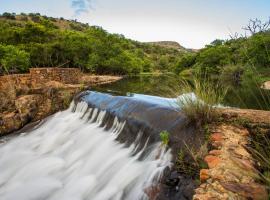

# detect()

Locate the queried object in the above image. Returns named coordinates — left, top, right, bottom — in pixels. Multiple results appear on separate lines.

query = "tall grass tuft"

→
left=177, top=77, right=228, bottom=125
left=248, top=130, right=270, bottom=196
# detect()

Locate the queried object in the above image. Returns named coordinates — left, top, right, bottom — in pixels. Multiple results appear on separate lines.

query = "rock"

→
left=261, top=81, right=270, bottom=90
left=231, top=157, right=256, bottom=172
left=0, top=95, right=41, bottom=135
left=165, top=171, right=180, bottom=186
left=204, top=155, right=221, bottom=169
left=200, top=169, right=210, bottom=182
left=0, top=70, right=122, bottom=136
left=221, top=182, right=268, bottom=200
left=144, top=185, right=161, bottom=200
left=209, top=150, right=222, bottom=156
left=210, top=133, right=224, bottom=142
left=155, top=173, right=197, bottom=200
left=212, top=141, right=223, bottom=148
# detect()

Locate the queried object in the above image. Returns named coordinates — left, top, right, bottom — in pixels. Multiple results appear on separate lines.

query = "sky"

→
left=0, top=0, right=269, bottom=49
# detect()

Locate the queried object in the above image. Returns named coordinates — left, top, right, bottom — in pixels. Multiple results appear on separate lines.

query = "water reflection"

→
left=93, top=74, right=270, bottom=110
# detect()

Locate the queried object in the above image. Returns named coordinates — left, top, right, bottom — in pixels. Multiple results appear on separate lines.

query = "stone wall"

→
left=30, top=68, right=81, bottom=85
left=0, top=68, right=82, bottom=90
left=0, top=74, right=32, bottom=90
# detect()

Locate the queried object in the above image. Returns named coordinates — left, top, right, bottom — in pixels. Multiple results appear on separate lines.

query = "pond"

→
left=92, top=74, right=270, bottom=110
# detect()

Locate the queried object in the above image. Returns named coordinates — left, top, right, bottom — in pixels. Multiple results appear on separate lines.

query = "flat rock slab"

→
left=220, top=108, right=270, bottom=124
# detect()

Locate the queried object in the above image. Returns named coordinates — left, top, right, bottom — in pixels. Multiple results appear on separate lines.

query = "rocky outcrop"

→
left=193, top=125, right=268, bottom=200
left=0, top=69, right=122, bottom=136
left=146, top=41, right=188, bottom=52
left=0, top=95, right=41, bottom=134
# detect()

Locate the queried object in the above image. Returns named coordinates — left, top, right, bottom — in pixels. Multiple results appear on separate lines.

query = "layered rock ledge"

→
left=0, top=68, right=122, bottom=136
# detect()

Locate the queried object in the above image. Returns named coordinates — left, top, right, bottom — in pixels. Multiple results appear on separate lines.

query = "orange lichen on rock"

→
left=204, top=155, right=221, bottom=168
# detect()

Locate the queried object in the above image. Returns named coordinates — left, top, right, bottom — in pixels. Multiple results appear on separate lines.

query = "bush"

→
left=175, top=53, right=196, bottom=74
left=245, top=32, right=270, bottom=68
left=2, top=12, right=16, bottom=20
left=0, top=45, right=30, bottom=73
left=195, top=45, right=232, bottom=73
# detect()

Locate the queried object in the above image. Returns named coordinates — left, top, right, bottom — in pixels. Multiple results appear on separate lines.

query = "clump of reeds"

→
left=177, top=77, right=228, bottom=125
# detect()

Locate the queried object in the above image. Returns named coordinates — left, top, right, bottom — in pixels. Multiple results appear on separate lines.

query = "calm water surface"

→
left=93, top=74, right=270, bottom=110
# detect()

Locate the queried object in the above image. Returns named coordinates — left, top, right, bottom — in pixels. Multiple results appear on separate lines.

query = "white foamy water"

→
left=0, top=102, right=172, bottom=200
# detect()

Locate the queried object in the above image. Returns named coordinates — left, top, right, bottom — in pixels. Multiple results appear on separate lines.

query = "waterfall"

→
left=0, top=101, right=172, bottom=200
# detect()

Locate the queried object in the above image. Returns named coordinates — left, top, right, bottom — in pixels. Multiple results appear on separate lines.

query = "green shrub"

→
left=175, top=53, right=196, bottom=74
left=0, top=45, right=30, bottom=73
left=1, top=12, right=16, bottom=20
left=160, top=131, right=170, bottom=146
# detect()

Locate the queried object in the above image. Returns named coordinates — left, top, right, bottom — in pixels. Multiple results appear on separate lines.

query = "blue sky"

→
left=0, top=0, right=269, bottom=48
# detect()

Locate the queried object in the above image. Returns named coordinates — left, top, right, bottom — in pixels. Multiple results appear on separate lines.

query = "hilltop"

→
left=146, top=41, right=187, bottom=51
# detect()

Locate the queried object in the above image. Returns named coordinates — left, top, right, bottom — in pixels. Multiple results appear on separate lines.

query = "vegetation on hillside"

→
left=175, top=18, right=270, bottom=82
left=1, top=12, right=268, bottom=87
left=0, top=12, right=185, bottom=75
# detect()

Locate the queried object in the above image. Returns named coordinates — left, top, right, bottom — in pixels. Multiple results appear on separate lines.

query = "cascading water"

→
left=0, top=101, right=172, bottom=200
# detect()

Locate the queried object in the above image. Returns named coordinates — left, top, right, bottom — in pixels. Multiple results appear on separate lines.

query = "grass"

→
left=177, top=77, right=228, bottom=126
left=176, top=141, right=208, bottom=179
left=248, top=129, right=270, bottom=197
left=174, top=77, right=226, bottom=179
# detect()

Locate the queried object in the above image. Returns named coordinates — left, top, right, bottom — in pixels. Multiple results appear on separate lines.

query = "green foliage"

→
left=135, top=42, right=185, bottom=72
left=0, top=13, right=183, bottom=75
left=0, top=44, right=30, bottom=73
left=1, top=12, right=16, bottom=20
left=195, top=45, right=232, bottom=73
left=175, top=53, right=196, bottom=74
left=160, top=131, right=170, bottom=146
left=244, top=32, right=270, bottom=67
left=176, top=30, right=270, bottom=78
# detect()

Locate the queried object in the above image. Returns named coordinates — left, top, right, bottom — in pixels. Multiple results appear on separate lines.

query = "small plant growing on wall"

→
left=160, top=131, right=170, bottom=146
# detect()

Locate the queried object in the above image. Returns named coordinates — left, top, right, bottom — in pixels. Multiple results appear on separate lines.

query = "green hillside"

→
left=0, top=12, right=185, bottom=75
left=175, top=30, right=270, bottom=81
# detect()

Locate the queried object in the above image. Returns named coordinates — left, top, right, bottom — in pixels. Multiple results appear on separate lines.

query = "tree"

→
left=175, top=53, right=196, bottom=74
left=1, top=12, right=16, bottom=20
left=243, top=18, right=270, bottom=35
